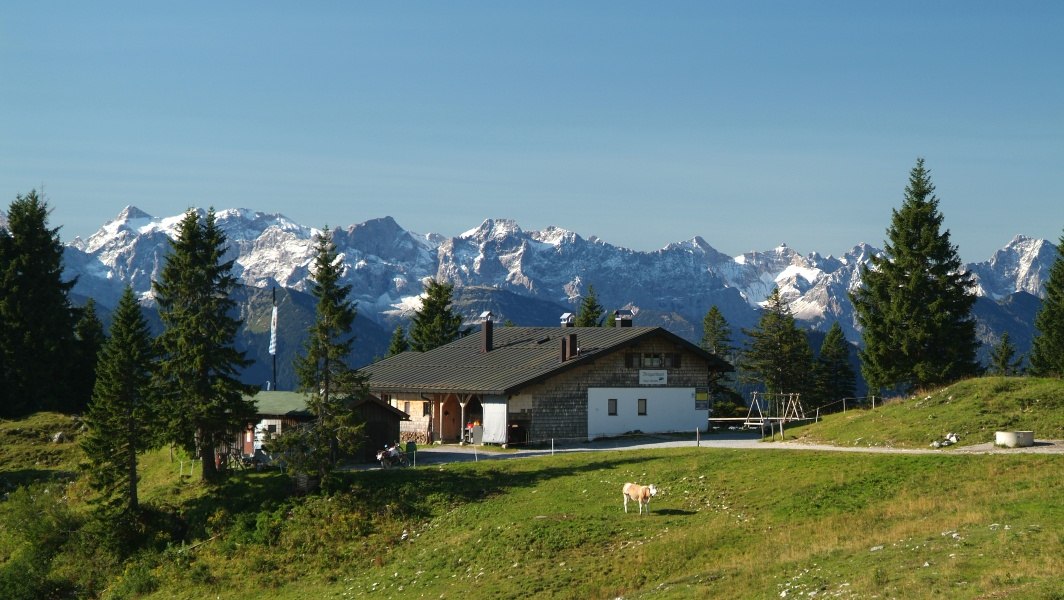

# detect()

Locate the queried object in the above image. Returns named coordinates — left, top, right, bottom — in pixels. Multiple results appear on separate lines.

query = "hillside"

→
left=786, top=377, right=1064, bottom=449
left=1, top=379, right=1062, bottom=599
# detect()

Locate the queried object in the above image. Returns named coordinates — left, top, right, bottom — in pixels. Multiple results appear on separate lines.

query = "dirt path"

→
left=764, top=439, right=1064, bottom=455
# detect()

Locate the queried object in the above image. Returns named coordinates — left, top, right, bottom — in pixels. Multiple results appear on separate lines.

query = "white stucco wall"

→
left=588, top=387, right=704, bottom=439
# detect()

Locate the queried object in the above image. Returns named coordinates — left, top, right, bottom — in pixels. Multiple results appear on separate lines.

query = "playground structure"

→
left=743, top=392, right=806, bottom=427
left=707, top=391, right=812, bottom=439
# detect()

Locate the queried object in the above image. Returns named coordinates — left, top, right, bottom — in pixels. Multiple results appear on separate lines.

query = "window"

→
left=641, top=353, right=663, bottom=368
left=403, top=401, right=410, bottom=414
left=608, top=398, right=618, bottom=416
left=423, top=401, right=432, bottom=417
left=638, top=398, right=647, bottom=415
left=667, top=353, right=682, bottom=368
left=267, top=424, right=277, bottom=433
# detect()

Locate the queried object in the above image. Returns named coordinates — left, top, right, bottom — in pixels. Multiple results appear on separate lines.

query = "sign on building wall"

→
left=695, top=387, right=709, bottom=411
left=639, top=369, right=668, bottom=385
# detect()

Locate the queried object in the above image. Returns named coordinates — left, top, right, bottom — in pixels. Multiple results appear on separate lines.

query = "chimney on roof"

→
left=560, top=312, right=575, bottom=327
left=614, top=309, right=634, bottom=327
left=480, top=311, right=494, bottom=352
left=561, top=333, right=578, bottom=361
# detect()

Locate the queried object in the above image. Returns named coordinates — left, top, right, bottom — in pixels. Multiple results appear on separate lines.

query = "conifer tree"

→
left=1029, top=230, right=1064, bottom=376
left=81, top=286, right=158, bottom=513
left=409, top=279, right=462, bottom=352
left=154, top=208, right=256, bottom=482
left=701, top=306, right=734, bottom=357
left=740, top=288, right=814, bottom=397
left=0, top=190, right=77, bottom=416
left=988, top=331, right=1023, bottom=376
left=71, top=298, right=107, bottom=414
left=701, top=305, right=744, bottom=417
left=575, top=284, right=605, bottom=327
left=815, top=322, right=856, bottom=407
left=387, top=324, right=409, bottom=357
left=851, top=159, right=979, bottom=393
left=284, top=228, right=367, bottom=479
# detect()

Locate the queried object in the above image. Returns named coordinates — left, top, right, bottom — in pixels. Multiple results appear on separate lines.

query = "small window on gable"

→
left=668, top=353, right=682, bottom=368
left=638, top=398, right=647, bottom=415
left=641, top=353, right=663, bottom=368
left=608, top=398, right=618, bottom=416
left=625, top=353, right=637, bottom=368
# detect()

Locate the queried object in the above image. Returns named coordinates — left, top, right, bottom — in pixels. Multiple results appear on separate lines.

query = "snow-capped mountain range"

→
left=52, top=206, right=1059, bottom=369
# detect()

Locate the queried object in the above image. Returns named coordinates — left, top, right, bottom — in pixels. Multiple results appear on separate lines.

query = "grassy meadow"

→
left=1, top=376, right=1062, bottom=599
left=786, top=376, right=1064, bottom=448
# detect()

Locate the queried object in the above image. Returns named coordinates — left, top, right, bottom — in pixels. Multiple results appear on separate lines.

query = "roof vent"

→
left=614, top=309, right=634, bottom=327
left=560, top=312, right=575, bottom=327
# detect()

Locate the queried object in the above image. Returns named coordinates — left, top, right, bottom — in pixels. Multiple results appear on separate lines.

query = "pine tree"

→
left=71, top=298, right=107, bottom=414
left=1029, top=231, right=1064, bottom=376
left=700, top=306, right=744, bottom=417
left=815, top=322, right=856, bottom=407
left=409, top=279, right=462, bottom=352
left=81, top=286, right=158, bottom=513
left=988, top=331, right=1023, bottom=376
left=0, top=190, right=77, bottom=416
left=740, top=288, right=815, bottom=397
left=575, top=284, right=605, bottom=327
left=154, top=208, right=256, bottom=482
left=851, top=158, right=979, bottom=393
left=284, top=228, right=367, bottom=479
left=387, top=324, right=409, bottom=357
left=701, top=306, right=733, bottom=357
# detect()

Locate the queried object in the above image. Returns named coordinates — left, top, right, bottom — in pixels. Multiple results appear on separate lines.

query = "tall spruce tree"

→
left=1028, top=230, right=1064, bottom=376
left=575, top=284, right=605, bottom=327
left=284, top=228, right=367, bottom=479
left=71, top=298, right=107, bottom=414
left=815, top=322, right=857, bottom=407
left=154, top=208, right=256, bottom=482
left=701, top=305, right=745, bottom=417
left=409, top=279, right=462, bottom=352
left=701, top=306, right=734, bottom=357
left=387, top=324, right=409, bottom=357
left=0, top=190, right=77, bottom=416
left=851, top=159, right=979, bottom=393
left=81, top=286, right=158, bottom=513
left=988, top=331, right=1023, bottom=376
left=740, top=288, right=815, bottom=397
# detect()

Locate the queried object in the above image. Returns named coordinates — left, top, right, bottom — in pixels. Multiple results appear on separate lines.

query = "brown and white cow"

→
left=622, top=482, right=657, bottom=515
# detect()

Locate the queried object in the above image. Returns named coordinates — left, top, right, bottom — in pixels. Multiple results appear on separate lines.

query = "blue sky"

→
left=2, top=2, right=1061, bottom=262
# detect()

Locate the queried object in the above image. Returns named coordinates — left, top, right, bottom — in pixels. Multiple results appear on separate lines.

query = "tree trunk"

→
left=199, top=427, right=219, bottom=483
left=128, top=435, right=139, bottom=514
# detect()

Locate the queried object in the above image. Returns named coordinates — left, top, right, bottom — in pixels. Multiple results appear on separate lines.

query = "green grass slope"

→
left=0, top=412, right=84, bottom=492
left=136, top=449, right=1061, bottom=600
left=788, top=376, right=1064, bottom=449
left=2, top=378, right=1062, bottom=600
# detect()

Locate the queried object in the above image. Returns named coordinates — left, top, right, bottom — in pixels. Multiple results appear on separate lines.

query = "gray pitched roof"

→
left=361, top=325, right=732, bottom=396
left=248, top=391, right=408, bottom=421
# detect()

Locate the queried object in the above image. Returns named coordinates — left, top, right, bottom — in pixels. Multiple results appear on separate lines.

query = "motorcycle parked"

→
left=376, top=442, right=409, bottom=468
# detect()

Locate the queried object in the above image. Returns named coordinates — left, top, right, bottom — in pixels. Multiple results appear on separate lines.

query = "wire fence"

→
left=809, top=396, right=879, bottom=421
